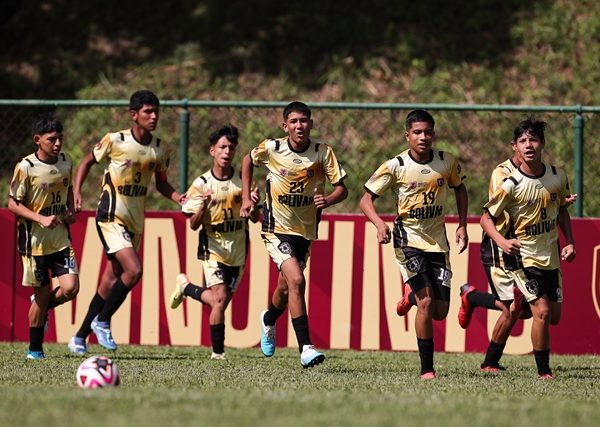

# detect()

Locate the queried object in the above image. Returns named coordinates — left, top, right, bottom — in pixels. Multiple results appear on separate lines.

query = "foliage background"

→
left=1, top=0, right=599, bottom=215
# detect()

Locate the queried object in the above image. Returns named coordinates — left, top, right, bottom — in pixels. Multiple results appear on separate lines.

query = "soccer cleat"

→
left=396, top=282, right=413, bottom=316
left=30, top=294, right=49, bottom=334
left=420, top=371, right=436, bottom=380
left=539, top=373, right=554, bottom=380
left=458, top=284, right=476, bottom=329
left=26, top=350, right=45, bottom=360
left=170, top=273, right=190, bottom=309
left=480, top=364, right=506, bottom=373
left=211, top=352, right=226, bottom=360
left=68, top=336, right=88, bottom=356
left=91, top=316, right=117, bottom=351
left=259, top=310, right=276, bottom=357
left=300, top=345, right=325, bottom=368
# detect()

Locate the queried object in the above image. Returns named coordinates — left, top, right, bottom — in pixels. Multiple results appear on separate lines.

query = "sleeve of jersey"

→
left=181, top=178, right=205, bottom=215
left=323, top=145, right=347, bottom=185
left=250, top=140, right=270, bottom=166
left=92, top=133, right=113, bottom=163
left=484, top=181, right=512, bottom=219
left=364, top=160, right=394, bottom=197
left=488, top=167, right=506, bottom=196
left=9, top=162, right=28, bottom=202
left=448, top=155, right=465, bottom=188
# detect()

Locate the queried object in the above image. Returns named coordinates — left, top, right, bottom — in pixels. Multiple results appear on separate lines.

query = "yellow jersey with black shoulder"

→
left=364, top=148, right=465, bottom=253
left=484, top=163, right=569, bottom=270
left=182, top=169, right=247, bottom=266
left=250, top=137, right=347, bottom=240
left=93, top=129, right=170, bottom=235
left=9, top=152, right=73, bottom=256
left=480, top=158, right=518, bottom=267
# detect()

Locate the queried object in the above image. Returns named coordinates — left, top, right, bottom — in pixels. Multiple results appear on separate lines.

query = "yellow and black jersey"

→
left=9, top=152, right=72, bottom=256
left=94, top=129, right=170, bottom=234
left=364, top=148, right=465, bottom=253
left=484, top=163, right=569, bottom=270
left=480, top=158, right=518, bottom=267
left=250, top=137, right=347, bottom=240
left=182, top=169, right=247, bottom=266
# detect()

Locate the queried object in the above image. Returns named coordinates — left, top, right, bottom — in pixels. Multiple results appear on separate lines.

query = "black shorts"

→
left=398, top=247, right=452, bottom=302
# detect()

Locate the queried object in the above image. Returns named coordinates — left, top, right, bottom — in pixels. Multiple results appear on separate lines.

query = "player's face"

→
left=34, top=131, right=63, bottom=162
left=283, top=112, right=313, bottom=147
left=405, top=121, right=435, bottom=158
left=513, top=131, right=544, bottom=164
left=131, top=104, right=159, bottom=131
left=210, top=136, right=237, bottom=169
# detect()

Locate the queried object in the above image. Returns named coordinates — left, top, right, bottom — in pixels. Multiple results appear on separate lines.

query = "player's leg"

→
left=412, top=281, right=436, bottom=378
left=208, top=283, right=232, bottom=359
left=22, top=255, right=50, bottom=359
left=529, top=295, right=552, bottom=377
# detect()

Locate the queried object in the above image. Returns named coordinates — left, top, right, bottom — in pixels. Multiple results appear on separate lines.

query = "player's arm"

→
left=360, top=191, right=391, bottom=244
left=453, top=183, right=469, bottom=253
left=8, top=197, right=61, bottom=229
left=558, top=205, right=576, bottom=262
left=73, top=152, right=97, bottom=212
left=62, top=186, right=76, bottom=225
left=314, top=180, right=348, bottom=209
left=240, top=154, right=255, bottom=218
left=249, top=184, right=260, bottom=223
left=155, top=171, right=185, bottom=205
left=480, top=210, right=521, bottom=256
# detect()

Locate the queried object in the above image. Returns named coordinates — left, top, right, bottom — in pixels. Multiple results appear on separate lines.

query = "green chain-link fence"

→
left=1, top=100, right=598, bottom=217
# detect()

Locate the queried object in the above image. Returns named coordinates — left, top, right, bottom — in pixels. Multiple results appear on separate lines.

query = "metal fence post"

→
left=573, top=107, right=584, bottom=217
left=179, top=99, right=190, bottom=193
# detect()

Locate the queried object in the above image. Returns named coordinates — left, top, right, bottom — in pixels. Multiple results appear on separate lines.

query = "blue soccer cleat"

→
left=26, top=350, right=45, bottom=360
left=259, top=310, right=276, bottom=357
left=68, top=336, right=88, bottom=356
left=91, top=316, right=117, bottom=351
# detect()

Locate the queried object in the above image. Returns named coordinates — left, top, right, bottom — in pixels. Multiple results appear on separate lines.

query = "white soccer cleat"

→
left=170, top=273, right=190, bottom=309
left=210, top=352, right=226, bottom=360
left=300, top=345, right=325, bottom=368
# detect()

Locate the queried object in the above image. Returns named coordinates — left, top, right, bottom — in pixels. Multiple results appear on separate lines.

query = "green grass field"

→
left=1, top=342, right=599, bottom=427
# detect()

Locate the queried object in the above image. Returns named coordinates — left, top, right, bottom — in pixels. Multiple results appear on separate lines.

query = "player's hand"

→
left=456, top=225, right=469, bottom=254
left=178, top=193, right=187, bottom=206
left=565, top=194, right=578, bottom=207
left=250, top=183, right=260, bottom=204
left=500, top=238, right=521, bottom=256
left=39, top=215, right=61, bottom=229
left=73, top=191, right=83, bottom=213
left=561, top=244, right=576, bottom=262
left=199, top=190, right=213, bottom=207
left=240, top=198, right=254, bottom=218
left=313, top=188, right=329, bottom=209
left=377, top=223, right=391, bottom=244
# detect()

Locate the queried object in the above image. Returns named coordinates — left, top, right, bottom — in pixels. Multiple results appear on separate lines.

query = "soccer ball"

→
left=76, top=355, right=120, bottom=389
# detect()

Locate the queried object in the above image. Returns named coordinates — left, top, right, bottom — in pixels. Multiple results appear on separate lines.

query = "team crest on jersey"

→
left=149, top=162, right=156, bottom=171
left=278, top=241, right=292, bottom=255
left=280, top=169, right=288, bottom=177
left=50, top=169, right=58, bottom=174
left=293, top=159, right=302, bottom=164
left=124, top=159, right=132, bottom=167
left=307, top=169, right=314, bottom=178
left=122, top=230, right=132, bottom=242
left=63, top=178, right=69, bottom=187
left=406, top=257, right=421, bottom=273
left=215, top=269, right=224, bottom=280
left=41, top=182, right=49, bottom=191
left=408, top=181, right=417, bottom=190
left=421, top=169, right=431, bottom=174
left=550, top=193, right=557, bottom=201
left=525, top=279, right=539, bottom=295
left=437, top=178, right=445, bottom=186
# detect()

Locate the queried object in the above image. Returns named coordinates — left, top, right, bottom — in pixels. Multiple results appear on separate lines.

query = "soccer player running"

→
left=360, top=109, right=468, bottom=379
left=480, top=117, right=575, bottom=378
left=240, top=101, right=348, bottom=368
left=9, top=114, right=80, bottom=359
left=68, top=90, right=184, bottom=354
left=169, top=124, right=260, bottom=360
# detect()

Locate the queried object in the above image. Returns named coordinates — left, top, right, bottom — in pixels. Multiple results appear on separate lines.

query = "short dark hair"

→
left=283, top=101, right=311, bottom=120
left=405, top=109, right=435, bottom=131
left=512, top=117, right=547, bottom=142
left=129, top=90, right=159, bottom=111
left=209, top=124, right=239, bottom=146
left=32, top=113, right=63, bottom=135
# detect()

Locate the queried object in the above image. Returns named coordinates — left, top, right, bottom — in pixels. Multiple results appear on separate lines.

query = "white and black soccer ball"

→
left=76, top=355, right=120, bottom=389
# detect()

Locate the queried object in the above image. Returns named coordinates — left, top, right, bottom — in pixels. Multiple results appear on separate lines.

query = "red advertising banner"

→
left=1, top=209, right=599, bottom=354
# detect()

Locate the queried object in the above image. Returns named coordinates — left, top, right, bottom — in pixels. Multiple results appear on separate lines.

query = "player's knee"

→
left=123, top=266, right=143, bottom=285
left=416, top=296, right=434, bottom=313
left=534, top=307, right=551, bottom=323
left=63, top=281, right=80, bottom=300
